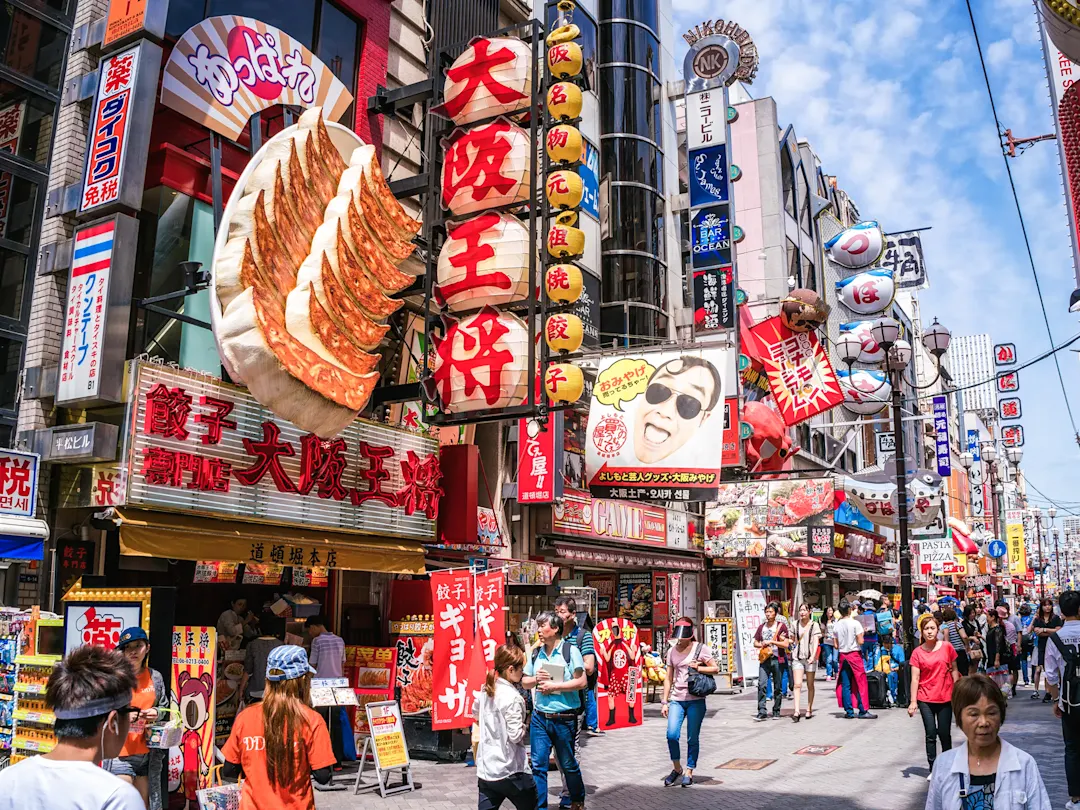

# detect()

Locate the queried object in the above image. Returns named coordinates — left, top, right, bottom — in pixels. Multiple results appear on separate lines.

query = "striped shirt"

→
left=943, top=621, right=965, bottom=652
left=310, top=631, right=345, bottom=679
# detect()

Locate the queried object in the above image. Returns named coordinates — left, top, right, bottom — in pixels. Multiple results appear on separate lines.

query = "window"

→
left=600, top=0, right=659, bottom=33
left=602, top=254, right=666, bottom=306
left=0, top=87, right=58, bottom=166
left=317, top=2, right=359, bottom=124
left=600, top=66, right=660, bottom=142
left=0, top=249, right=27, bottom=321
left=780, top=145, right=796, bottom=219
left=600, top=21, right=660, bottom=75
left=602, top=135, right=663, bottom=189
left=0, top=333, right=20, bottom=411
left=0, top=9, right=68, bottom=90
left=602, top=186, right=665, bottom=259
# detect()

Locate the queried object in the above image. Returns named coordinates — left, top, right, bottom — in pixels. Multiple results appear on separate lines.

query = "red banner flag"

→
left=430, top=569, right=477, bottom=730
left=473, top=570, right=506, bottom=667
left=747, top=316, right=843, bottom=426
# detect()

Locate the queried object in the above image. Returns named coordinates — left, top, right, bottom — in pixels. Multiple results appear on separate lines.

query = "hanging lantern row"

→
left=540, top=2, right=587, bottom=406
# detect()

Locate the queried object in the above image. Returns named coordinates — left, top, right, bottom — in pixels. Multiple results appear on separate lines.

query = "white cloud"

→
left=987, top=38, right=1014, bottom=69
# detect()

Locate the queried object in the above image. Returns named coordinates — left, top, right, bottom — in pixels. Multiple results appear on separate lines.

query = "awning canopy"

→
left=552, top=541, right=705, bottom=571
left=0, top=515, right=49, bottom=561
left=115, top=509, right=425, bottom=574
left=760, top=557, right=822, bottom=579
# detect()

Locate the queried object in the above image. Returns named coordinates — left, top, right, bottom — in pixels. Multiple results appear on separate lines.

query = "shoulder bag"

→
left=687, top=642, right=717, bottom=697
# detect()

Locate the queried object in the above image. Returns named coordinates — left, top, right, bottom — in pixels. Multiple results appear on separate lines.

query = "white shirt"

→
left=925, top=739, right=1052, bottom=810
left=834, top=616, right=864, bottom=653
left=1043, top=618, right=1080, bottom=710
left=473, top=678, right=528, bottom=782
left=0, top=756, right=144, bottom=810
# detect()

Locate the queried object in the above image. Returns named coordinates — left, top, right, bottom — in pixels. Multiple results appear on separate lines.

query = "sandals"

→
left=806, top=709, right=813, bottom=719
left=792, top=713, right=801, bottom=723
left=663, top=769, right=683, bottom=787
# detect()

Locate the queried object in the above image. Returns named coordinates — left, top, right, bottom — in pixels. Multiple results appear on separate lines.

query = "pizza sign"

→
left=1002, top=425, right=1024, bottom=447
left=998, top=397, right=1021, bottom=421
left=994, top=343, right=1017, bottom=366
left=996, top=371, right=1019, bottom=393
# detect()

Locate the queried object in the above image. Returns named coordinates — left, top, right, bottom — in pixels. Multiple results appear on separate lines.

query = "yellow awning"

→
left=116, top=509, right=425, bottom=575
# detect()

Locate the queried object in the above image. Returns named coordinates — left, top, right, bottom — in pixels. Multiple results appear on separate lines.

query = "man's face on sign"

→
left=633, top=359, right=718, bottom=464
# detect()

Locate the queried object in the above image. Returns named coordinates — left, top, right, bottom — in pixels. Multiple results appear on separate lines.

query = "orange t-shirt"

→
left=120, top=667, right=157, bottom=756
left=222, top=703, right=336, bottom=810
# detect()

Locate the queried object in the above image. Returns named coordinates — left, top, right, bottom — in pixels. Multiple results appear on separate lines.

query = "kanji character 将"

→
left=395, top=451, right=443, bottom=519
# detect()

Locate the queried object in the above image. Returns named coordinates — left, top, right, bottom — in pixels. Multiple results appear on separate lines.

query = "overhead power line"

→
left=964, top=0, right=1080, bottom=447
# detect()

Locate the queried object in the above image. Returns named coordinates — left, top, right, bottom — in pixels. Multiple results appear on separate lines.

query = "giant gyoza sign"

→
left=122, top=362, right=441, bottom=540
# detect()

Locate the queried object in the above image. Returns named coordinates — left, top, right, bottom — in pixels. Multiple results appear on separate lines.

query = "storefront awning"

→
left=821, top=561, right=888, bottom=583
left=552, top=541, right=705, bottom=571
left=115, top=509, right=425, bottom=574
left=0, top=515, right=49, bottom=560
left=760, top=557, right=822, bottom=578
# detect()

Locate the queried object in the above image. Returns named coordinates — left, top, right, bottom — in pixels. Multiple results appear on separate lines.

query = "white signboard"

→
left=666, top=510, right=689, bottom=549
left=58, top=219, right=116, bottom=403
left=63, top=602, right=143, bottom=654
left=916, top=536, right=954, bottom=574
left=876, top=432, right=895, bottom=455
left=686, top=89, right=726, bottom=151
left=0, top=449, right=38, bottom=517
left=732, top=589, right=767, bottom=681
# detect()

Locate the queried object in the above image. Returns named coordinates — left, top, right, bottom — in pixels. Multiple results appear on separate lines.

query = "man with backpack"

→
left=1046, top=590, right=1080, bottom=810
left=555, top=596, right=599, bottom=736
left=523, top=611, right=588, bottom=810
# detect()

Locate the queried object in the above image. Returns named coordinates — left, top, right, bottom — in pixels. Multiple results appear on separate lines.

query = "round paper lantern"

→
left=548, top=41, right=583, bottom=79
left=431, top=306, right=529, bottom=413
left=545, top=362, right=584, bottom=404
left=436, top=212, right=530, bottom=311
left=779, top=289, right=830, bottom=333
left=545, top=313, right=583, bottom=353
left=547, top=82, right=583, bottom=120
left=546, top=169, right=583, bottom=209
left=838, top=319, right=886, bottom=364
left=441, top=120, right=532, bottom=216
left=435, top=37, right=532, bottom=126
left=837, top=368, right=891, bottom=415
left=1041, top=0, right=1080, bottom=65
left=824, top=220, right=885, bottom=269
left=835, top=269, right=895, bottom=315
left=545, top=264, right=583, bottom=303
left=547, top=210, right=585, bottom=258
left=547, top=124, right=583, bottom=164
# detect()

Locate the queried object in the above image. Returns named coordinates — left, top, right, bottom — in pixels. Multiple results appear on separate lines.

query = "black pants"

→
left=757, top=657, right=782, bottom=715
left=478, top=773, right=538, bottom=810
left=917, top=700, right=952, bottom=770
left=1064, top=710, right=1080, bottom=799
left=955, top=649, right=970, bottom=677
left=316, top=705, right=347, bottom=765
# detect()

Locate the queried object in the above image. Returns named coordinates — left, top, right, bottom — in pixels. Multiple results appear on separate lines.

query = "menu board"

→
left=705, top=479, right=833, bottom=558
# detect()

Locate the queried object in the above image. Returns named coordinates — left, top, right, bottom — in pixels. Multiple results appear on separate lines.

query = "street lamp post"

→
left=839, top=315, right=951, bottom=654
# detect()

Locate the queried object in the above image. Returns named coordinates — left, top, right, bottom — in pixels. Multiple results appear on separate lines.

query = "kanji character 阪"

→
left=437, top=38, right=527, bottom=121
left=432, top=308, right=516, bottom=408
left=351, top=441, right=396, bottom=507
left=297, top=434, right=349, bottom=501
left=395, top=450, right=443, bottom=519
left=234, top=422, right=297, bottom=492
left=144, top=383, right=192, bottom=440
left=196, top=396, right=237, bottom=445
left=441, top=122, right=517, bottom=209
left=437, top=213, right=512, bottom=303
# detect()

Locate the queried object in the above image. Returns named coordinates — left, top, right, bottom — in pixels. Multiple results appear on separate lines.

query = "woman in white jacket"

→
left=926, top=674, right=1052, bottom=810
left=474, top=644, right=536, bottom=810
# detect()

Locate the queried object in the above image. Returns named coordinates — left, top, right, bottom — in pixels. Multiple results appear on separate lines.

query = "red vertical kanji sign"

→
left=430, top=569, right=477, bottom=730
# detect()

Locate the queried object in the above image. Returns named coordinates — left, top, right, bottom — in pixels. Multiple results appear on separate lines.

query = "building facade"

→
left=950, top=333, right=996, bottom=413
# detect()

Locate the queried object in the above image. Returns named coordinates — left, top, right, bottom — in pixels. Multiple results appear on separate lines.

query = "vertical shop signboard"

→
left=171, top=626, right=217, bottom=798
left=518, top=413, right=562, bottom=504
left=702, top=617, right=736, bottom=680
left=0, top=100, right=25, bottom=238
left=592, top=618, right=643, bottom=730
left=473, top=570, right=506, bottom=668
left=1005, top=510, right=1027, bottom=576
left=932, top=395, right=951, bottom=477
left=652, top=571, right=669, bottom=629
left=429, top=570, right=475, bottom=730
left=732, top=589, right=767, bottom=680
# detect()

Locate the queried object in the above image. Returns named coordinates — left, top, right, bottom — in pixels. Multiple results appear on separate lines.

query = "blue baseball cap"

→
left=116, top=627, right=148, bottom=650
left=266, top=645, right=316, bottom=682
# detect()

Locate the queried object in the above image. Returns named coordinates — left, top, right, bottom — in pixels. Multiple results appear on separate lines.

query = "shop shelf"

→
left=13, top=709, right=53, bottom=725
left=14, top=737, right=55, bottom=753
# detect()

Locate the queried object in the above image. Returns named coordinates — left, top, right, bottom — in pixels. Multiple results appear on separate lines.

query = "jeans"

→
left=917, top=701, right=953, bottom=770
left=1020, top=652, right=1030, bottom=683
left=840, top=663, right=867, bottom=716
left=585, top=688, right=598, bottom=731
left=764, top=663, right=790, bottom=698
left=666, top=699, right=706, bottom=769
left=887, top=670, right=898, bottom=703
left=530, top=713, right=585, bottom=809
left=479, top=774, right=538, bottom=810
left=757, top=657, right=783, bottom=715
left=1063, top=711, right=1080, bottom=799
left=861, top=640, right=879, bottom=670
left=822, top=644, right=838, bottom=677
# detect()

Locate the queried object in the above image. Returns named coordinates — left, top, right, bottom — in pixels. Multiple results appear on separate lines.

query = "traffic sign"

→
left=986, top=539, right=1008, bottom=559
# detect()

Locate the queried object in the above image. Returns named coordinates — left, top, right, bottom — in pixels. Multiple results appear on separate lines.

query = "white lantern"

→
left=835, top=269, right=895, bottom=315
left=837, top=368, right=891, bottom=415
left=436, top=212, right=530, bottom=311
left=838, top=320, right=886, bottom=364
left=824, top=221, right=885, bottom=269
left=1040, top=1, right=1080, bottom=66
left=434, top=37, right=533, bottom=126
left=430, top=306, right=530, bottom=412
left=441, top=119, right=532, bottom=216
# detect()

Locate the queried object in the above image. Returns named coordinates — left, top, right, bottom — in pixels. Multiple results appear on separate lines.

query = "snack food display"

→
left=212, top=108, right=420, bottom=436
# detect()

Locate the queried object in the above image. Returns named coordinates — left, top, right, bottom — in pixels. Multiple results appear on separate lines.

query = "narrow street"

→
left=318, top=678, right=1069, bottom=810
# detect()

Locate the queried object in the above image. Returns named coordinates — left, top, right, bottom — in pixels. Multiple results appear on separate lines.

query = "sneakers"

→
left=663, top=769, right=683, bottom=787
left=1031, top=691, right=1041, bottom=700
left=586, top=728, right=604, bottom=737
left=857, top=712, right=878, bottom=719
left=1065, top=801, right=1080, bottom=810
left=681, top=774, right=694, bottom=788
left=844, top=712, right=855, bottom=719
left=756, top=712, right=768, bottom=721
left=1044, top=694, right=1054, bottom=704
left=772, top=710, right=782, bottom=719
left=926, top=774, right=932, bottom=783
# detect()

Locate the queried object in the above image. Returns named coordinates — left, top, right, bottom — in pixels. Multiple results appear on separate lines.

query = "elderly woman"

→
left=925, top=674, right=1051, bottom=810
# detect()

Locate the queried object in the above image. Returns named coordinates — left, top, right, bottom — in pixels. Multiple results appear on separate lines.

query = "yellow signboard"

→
left=366, top=700, right=410, bottom=771
left=1006, top=510, right=1027, bottom=576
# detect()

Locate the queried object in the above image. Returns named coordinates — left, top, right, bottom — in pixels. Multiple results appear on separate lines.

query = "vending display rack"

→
left=0, top=634, right=19, bottom=755
left=11, top=654, right=60, bottom=762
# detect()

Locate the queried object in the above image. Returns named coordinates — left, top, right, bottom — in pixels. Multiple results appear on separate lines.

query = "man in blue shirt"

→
left=555, top=596, right=598, bottom=734
left=523, top=611, right=587, bottom=810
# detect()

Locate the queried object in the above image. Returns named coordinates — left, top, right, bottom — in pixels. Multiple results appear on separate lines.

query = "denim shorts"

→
left=103, top=753, right=149, bottom=778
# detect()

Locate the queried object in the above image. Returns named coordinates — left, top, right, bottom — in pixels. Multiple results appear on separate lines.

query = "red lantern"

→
left=431, top=306, right=530, bottom=412
left=441, top=119, right=532, bottom=216
left=434, top=37, right=532, bottom=126
left=436, top=212, right=530, bottom=311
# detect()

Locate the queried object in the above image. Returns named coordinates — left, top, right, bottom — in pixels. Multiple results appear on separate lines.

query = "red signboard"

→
left=518, top=416, right=556, bottom=503
left=473, top=570, right=506, bottom=668
left=721, top=397, right=741, bottom=467
left=833, top=524, right=885, bottom=566
left=551, top=489, right=667, bottom=547
left=430, top=570, right=476, bottom=730
left=593, top=618, right=643, bottom=730
left=747, top=316, right=844, bottom=426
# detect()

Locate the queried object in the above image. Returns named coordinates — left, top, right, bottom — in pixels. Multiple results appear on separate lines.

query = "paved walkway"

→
left=316, top=676, right=1069, bottom=810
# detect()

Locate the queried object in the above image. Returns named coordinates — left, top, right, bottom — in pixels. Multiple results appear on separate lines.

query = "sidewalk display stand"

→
left=310, top=678, right=358, bottom=792
left=702, top=617, right=738, bottom=693
left=354, top=700, right=415, bottom=798
left=9, top=616, right=63, bottom=764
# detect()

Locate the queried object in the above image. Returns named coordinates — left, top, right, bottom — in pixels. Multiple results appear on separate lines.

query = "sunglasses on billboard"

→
left=645, top=384, right=704, bottom=420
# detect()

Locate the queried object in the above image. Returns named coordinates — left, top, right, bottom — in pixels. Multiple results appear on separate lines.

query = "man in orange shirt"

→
left=223, top=645, right=336, bottom=809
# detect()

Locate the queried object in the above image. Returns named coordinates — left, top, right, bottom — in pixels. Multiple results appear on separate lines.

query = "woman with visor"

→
left=660, top=618, right=718, bottom=787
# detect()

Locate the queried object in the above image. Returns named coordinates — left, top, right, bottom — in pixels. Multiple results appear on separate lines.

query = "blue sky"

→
left=671, top=0, right=1080, bottom=513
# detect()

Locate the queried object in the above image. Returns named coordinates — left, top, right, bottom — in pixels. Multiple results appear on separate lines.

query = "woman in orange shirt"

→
left=102, top=627, right=168, bottom=809
left=223, top=645, right=336, bottom=809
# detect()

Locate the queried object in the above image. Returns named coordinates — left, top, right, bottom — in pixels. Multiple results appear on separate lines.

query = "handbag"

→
left=686, top=643, right=717, bottom=697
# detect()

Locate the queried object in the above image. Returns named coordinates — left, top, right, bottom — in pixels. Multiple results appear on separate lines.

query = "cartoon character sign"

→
left=742, top=401, right=796, bottom=474
left=171, top=626, right=216, bottom=801
left=592, top=617, right=643, bottom=730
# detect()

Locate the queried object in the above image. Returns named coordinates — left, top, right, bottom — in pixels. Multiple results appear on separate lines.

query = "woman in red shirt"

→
left=907, top=613, right=959, bottom=776
left=223, top=645, right=336, bottom=810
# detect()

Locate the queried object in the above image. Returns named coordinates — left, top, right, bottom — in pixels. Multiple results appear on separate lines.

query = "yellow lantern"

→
left=545, top=264, right=583, bottom=303
left=872, top=543, right=884, bottom=558
left=546, top=170, right=583, bottom=210
left=546, top=124, right=582, bottom=164
left=545, top=363, right=584, bottom=404
left=547, top=82, right=583, bottom=121
left=547, top=41, right=583, bottom=79
left=545, top=313, right=583, bottom=353
left=547, top=210, right=584, bottom=259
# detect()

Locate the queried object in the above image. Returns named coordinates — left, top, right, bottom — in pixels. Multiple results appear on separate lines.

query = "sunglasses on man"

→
left=644, top=383, right=707, bottom=420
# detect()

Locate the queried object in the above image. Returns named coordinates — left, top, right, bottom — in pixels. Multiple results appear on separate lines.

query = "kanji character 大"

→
left=435, top=38, right=528, bottom=122
left=234, top=422, right=297, bottom=492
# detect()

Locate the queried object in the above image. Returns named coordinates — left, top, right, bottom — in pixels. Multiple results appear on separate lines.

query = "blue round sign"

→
left=986, top=539, right=1008, bottom=559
